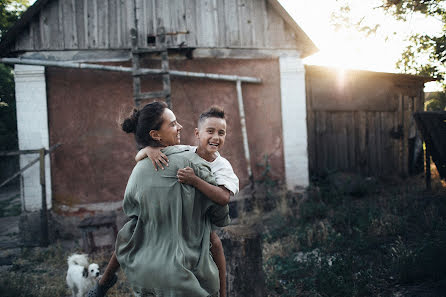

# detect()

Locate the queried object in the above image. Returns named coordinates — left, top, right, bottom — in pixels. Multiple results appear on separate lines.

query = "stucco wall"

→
left=46, top=58, right=285, bottom=213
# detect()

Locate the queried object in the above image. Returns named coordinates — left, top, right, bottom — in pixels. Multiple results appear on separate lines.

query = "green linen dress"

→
left=115, top=146, right=230, bottom=297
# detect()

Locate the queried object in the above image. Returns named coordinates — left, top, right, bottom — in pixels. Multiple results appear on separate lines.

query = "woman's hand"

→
left=135, top=146, right=169, bottom=170
left=177, top=167, right=199, bottom=186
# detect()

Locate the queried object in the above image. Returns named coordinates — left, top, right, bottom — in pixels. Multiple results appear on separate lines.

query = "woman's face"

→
left=156, top=108, right=183, bottom=146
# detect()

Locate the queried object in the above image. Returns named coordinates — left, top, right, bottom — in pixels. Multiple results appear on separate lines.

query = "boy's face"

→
left=195, top=117, right=227, bottom=154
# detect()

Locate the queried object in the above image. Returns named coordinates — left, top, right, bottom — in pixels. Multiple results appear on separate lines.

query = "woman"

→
left=97, top=102, right=229, bottom=297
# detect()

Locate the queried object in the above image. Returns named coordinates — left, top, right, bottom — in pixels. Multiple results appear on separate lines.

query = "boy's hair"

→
left=198, top=105, right=225, bottom=127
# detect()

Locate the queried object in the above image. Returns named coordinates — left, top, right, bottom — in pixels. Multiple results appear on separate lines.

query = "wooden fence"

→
left=305, top=65, right=428, bottom=177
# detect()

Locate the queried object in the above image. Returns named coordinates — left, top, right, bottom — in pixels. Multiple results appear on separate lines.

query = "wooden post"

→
left=425, top=142, right=431, bottom=191
left=40, top=148, right=49, bottom=246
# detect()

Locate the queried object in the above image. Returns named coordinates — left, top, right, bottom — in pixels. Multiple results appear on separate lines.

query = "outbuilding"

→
left=0, top=0, right=316, bottom=218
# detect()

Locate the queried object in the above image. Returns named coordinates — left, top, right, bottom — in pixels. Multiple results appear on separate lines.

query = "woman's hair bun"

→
left=122, top=108, right=139, bottom=133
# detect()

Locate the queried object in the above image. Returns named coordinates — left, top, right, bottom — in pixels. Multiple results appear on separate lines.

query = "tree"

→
left=0, top=0, right=29, bottom=38
left=0, top=0, right=30, bottom=181
left=332, top=0, right=446, bottom=110
left=382, top=1, right=446, bottom=83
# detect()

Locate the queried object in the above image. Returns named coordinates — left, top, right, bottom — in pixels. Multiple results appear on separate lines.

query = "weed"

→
left=263, top=173, right=446, bottom=296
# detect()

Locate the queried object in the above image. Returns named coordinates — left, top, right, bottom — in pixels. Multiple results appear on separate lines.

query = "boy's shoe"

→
left=87, top=274, right=118, bottom=297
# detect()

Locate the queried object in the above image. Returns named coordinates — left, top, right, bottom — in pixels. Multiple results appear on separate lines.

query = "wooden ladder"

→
left=130, top=27, right=171, bottom=108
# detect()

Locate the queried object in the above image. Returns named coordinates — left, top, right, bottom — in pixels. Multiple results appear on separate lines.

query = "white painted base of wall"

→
left=14, top=65, right=52, bottom=212
left=279, top=54, right=309, bottom=190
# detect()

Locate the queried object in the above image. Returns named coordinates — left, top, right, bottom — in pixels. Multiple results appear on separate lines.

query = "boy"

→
left=136, top=106, right=238, bottom=297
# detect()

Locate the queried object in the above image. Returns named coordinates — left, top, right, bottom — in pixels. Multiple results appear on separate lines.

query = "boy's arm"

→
left=135, top=146, right=169, bottom=170
left=177, top=166, right=231, bottom=206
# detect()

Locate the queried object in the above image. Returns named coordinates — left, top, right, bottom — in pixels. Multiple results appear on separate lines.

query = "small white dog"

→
left=66, top=253, right=100, bottom=297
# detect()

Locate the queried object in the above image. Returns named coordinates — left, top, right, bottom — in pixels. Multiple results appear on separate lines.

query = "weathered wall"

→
left=10, top=0, right=311, bottom=53
left=46, top=58, right=284, bottom=213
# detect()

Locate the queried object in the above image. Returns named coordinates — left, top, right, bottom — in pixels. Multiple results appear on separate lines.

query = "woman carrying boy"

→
left=89, top=104, right=238, bottom=297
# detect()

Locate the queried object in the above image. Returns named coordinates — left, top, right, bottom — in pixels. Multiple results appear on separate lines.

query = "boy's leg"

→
left=99, top=252, right=120, bottom=286
left=87, top=252, right=119, bottom=297
left=210, top=231, right=226, bottom=297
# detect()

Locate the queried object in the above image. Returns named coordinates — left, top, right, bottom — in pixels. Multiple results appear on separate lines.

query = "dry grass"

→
left=0, top=244, right=133, bottom=297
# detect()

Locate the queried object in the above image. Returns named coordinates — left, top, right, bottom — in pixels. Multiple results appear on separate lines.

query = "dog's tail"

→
left=67, top=253, right=89, bottom=267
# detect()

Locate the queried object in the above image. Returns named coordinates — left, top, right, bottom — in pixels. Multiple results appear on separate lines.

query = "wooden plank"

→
left=156, top=1, right=172, bottom=46
left=173, top=0, right=188, bottom=47
left=382, top=111, right=394, bottom=176
left=86, top=0, right=96, bottom=47
left=62, top=0, right=76, bottom=48
left=358, top=111, right=367, bottom=175
left=31, top=17, right=42, bottom=50
left=353, top=111, right=360, bottom=173
left=195, top=0, right=216, bottom=47
left=74, top=0, right=86, bottom=48
left=306, top=74, right=316, bottom=175
left=367, top=112, right=376, bottom=175
left=97, top=0, right=109, bottom=48
left=397, top=94, right=404, bottom=176
left=145, top=0, right=155, bottom=47
left=185, top=0, right=197, bottom=46
left=58, top=0, right=65, bottom=49
left=224, top=0, right=240, bottom=47
left=265, top=0, right=285, bottom=48
left=315, top=111, right=324, bottom=175
left=392, top=94, right=401, bottom=175
left=39, top=3, right=50, bottom=49
left=38, top=1, right=62, bottom=50
left=216, top=0, right=226, bottom=47
left=108, top=0, right=118, bottom=47
left=307, top=110, right=315, bottom=175
left=401, top=95, right=411, bottom=176
left=115, top=0, right=122, bottom=46
left=332, top=113, right=341, bottom=170
left=137, top=0, right=147, bottom=47
left=252, top=0, right=267, bottom=48
left=15, top=25, right=33, bottom=51
left=347, top=112, right=356, bottom=171
left=169, top=0, right=180, bottom=46
left=376, top=112, right=383, bottom=175
left=211, top=0, right=219, bottom=47
left=238, top=0, right=253, bottom=47
left=72, top=0, right=78, bottom=47
left=124, top=0, right=132, bottom=48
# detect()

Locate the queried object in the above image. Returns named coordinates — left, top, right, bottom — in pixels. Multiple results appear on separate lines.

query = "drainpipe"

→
left=236, top=80, right=253, bottom=185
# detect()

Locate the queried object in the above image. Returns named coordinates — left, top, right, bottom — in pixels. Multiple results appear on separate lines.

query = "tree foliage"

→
left=382, top=0, right=446, bottom=84
left=0, top=1, right=30, bottom=156
left=0, top=0, right=30, bottom=38
left=333, top=0, right=446, bottom=110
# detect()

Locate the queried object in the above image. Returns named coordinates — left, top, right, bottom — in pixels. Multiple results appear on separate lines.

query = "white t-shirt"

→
left=177, top=145, right=239, bottom=196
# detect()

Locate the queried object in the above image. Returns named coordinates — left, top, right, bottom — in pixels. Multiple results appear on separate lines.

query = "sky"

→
left=278, top=0, right=444, bottom=91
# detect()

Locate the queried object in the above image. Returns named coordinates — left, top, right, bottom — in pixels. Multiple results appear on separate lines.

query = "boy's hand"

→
left=177, top=167, right=198, bottom=186
left=135, top=146, right=169, bottom=170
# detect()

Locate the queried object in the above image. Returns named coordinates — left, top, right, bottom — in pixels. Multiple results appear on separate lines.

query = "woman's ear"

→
left=149, top=130, right=161, bottom=141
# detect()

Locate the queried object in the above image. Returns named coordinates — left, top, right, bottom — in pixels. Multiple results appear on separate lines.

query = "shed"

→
left=0, top=0, right=317, bottom=217
left=305, top=65, right=432, bottom=177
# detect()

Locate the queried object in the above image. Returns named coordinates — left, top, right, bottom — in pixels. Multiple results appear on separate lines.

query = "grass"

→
left=1, top=167, right=445, bottom=297
left=263, top=170, right=446, bottom=297
left=0, top=244, right=133, bottom=297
